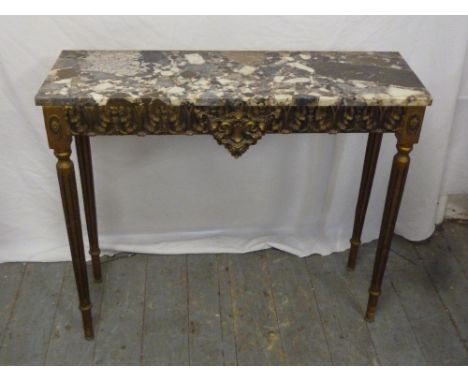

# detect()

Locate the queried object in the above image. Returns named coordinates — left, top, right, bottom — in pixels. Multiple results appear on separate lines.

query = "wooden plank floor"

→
left=0, top=221, right=467, bottom=365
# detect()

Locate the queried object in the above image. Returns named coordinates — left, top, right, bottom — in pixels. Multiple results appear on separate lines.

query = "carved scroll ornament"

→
left=64, top=101, right=412, bottom=157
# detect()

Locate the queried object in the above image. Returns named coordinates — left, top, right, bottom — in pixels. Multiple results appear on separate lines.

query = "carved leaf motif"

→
left=280, top=107, right=334, bottom=133
left=67, top=108, right=83, bottom=133
left=145, top=100, right=186, bottom=134
left=312, top=108, right=334, bottom=132
left=64, top=103, right=410, bottom=157
left=337, top=107, right=379, bottom=132
left=96, top=103, right=139, bottom=134
left=382, top=107, right=405, bottom=132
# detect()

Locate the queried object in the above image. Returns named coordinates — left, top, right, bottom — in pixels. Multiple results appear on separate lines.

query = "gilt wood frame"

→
left=42, top=101, right=425, bottom=339
left=59, top=102, right=417, bottom=157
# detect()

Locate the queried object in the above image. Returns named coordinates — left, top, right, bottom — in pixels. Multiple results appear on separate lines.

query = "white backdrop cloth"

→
left=442, top=47, right=468, bottom=195
left=0, top=16, right=467, bottom=262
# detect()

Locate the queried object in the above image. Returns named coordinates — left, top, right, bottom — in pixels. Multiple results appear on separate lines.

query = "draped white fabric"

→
left=0, top=16, right=467, bottom=262
left=442, top=51, right=468, bottom=196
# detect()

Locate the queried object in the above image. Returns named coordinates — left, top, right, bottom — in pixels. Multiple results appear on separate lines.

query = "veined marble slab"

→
left=35, top=50, right=432, bottom=107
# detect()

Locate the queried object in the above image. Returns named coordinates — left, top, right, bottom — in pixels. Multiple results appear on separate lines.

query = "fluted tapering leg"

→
left=55, top=144, right=94, bottom=338
left=365, top=107, right=425, bottom=321
left=76, top=136, right=102, bottom=281
left=43, top=107, right=94, bottom=339
left=347, top=132, right=383, bottom=269
left=365, top=142, right=412, bottom=320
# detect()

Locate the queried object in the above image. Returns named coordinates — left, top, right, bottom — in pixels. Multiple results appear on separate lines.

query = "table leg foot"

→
left=364, top=290, right=379, bottom=322
left=80, top=303, right=95, bottom=339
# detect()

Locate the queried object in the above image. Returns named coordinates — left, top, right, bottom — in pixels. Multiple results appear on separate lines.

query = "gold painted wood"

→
left=64, top=102, right=406, bottom=157
left=43, top=107, right=94, bottom=339
left=365, top=106, right=425, bottom=321
left=348, top=132, right=383, bottom=269
left=75, top=136, right=102, bottom=281
left=41, top=102, right=427, bottom=338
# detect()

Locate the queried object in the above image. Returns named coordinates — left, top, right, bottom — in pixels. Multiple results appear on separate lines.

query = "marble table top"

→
left=35, top=50, right=432, bottom=107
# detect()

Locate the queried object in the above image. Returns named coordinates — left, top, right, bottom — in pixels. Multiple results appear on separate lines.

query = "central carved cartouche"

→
left=195, top=108, right=275, bottom=158
left=211, top=119, right=266, bottom=158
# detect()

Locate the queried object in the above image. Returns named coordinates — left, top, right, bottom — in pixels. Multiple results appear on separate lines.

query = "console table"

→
left=35, top=50, right=432, bottom=339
